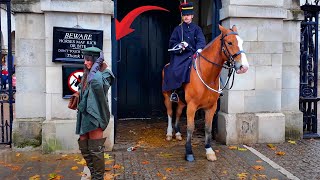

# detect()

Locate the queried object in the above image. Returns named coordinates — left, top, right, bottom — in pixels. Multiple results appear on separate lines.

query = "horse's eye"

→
left=228, top=42, right=232, bottom=45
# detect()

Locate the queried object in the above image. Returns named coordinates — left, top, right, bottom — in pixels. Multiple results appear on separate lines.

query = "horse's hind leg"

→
left=164, top=92, right=174, bottom=141
left=204, top=107, right=217, bottom=161
left=185, top=103, right=197, bottom=162
left=174, top=102, right=185, bottom=140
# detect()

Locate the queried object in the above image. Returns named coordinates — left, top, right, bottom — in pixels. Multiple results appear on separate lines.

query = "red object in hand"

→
left=2, top=70, right=8, bottom=75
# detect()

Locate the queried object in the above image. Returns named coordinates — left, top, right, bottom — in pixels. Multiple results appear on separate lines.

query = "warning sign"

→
left=68, top=70, right=83, bottom=93
left=62, top=65, right=84, bottom=98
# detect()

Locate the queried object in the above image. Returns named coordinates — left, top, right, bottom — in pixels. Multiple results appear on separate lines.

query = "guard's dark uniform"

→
left=162, top=22, right=206, bottom=92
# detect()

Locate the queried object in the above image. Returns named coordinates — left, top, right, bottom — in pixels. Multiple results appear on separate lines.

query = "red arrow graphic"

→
left=116, top=6, right=169, bottom=40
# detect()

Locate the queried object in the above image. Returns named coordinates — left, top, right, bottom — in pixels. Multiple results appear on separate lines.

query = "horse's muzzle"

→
left=235, top=53, right=249, bottom=74
left=236, top=65, right=248, bottom=74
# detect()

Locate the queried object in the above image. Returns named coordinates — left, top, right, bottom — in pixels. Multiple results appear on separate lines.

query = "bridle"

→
left=194, top=30, right=245, bottom=93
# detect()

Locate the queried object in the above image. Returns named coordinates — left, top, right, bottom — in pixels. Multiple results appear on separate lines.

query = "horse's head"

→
left=219, top=25, right=249, bottom=74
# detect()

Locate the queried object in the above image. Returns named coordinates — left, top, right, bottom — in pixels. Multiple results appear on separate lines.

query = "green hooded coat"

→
left=76, top=68, right=114, bottom=135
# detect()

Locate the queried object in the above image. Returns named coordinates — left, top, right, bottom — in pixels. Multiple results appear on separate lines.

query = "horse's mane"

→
left=203, top=33, right=221, bottom=51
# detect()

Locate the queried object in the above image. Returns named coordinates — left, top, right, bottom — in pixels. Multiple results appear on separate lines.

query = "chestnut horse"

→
left=162, top=25, right=249, bottom=162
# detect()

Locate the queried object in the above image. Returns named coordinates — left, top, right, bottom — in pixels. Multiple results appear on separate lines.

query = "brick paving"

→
left=0, top=119, right=319, bottom=179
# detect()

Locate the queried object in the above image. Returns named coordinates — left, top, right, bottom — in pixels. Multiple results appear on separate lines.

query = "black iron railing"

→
left=0, top=0, right=15, bottom=146
left=300, top=0, right=320, bottom=138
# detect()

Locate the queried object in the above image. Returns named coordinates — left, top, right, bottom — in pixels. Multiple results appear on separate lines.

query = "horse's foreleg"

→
left=185, top=104, right=197, bottom=162
left=204, top=107, right=217, bottom=161
left=164, top=92, right=173, bottom=141
left=174, top=103, right=185, bottom=141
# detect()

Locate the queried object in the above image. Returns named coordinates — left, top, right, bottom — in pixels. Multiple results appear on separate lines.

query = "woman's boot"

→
left=78, top=139, right=94, bottom=177
left=88, top=138, right=106, bottom=180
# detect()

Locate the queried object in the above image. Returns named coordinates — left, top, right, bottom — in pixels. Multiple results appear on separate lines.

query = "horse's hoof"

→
left=206, top=153, right=217, bottom=161
left=175, top=134, right=182, bottom=141
left=166, top=135, right=172, bottom=141
left=185, top=154, right=195, bottom=162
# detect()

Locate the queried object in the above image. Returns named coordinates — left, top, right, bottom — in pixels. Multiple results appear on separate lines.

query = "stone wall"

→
left=217, top=0, right=304, bottom=144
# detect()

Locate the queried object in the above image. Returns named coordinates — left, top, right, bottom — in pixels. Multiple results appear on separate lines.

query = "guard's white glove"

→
left=181, top=41, right=189, bottom=48
left=197, top=49, right=202, bottom=53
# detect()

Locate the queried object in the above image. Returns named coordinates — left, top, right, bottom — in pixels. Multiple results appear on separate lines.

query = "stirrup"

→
left=170, top=92, right=179, bottom=102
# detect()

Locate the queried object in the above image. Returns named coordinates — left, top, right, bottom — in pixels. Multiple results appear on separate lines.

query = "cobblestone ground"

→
left=251, top=140, right=320, bottom=180
left=0, top=119, right=319, bottom=179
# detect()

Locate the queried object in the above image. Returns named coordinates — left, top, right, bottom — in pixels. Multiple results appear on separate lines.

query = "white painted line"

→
left=243, top=145, right=300, bottom=180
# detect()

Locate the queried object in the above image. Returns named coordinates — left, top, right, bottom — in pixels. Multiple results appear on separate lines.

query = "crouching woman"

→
left=72, top=47, right=114, bottom=180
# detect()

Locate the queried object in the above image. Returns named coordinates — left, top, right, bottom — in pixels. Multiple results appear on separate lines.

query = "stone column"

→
left=12, top=0, right=115, bottom=152
left=12, top=0, right=45, bottom=149
left=282, top=0, right=303, bottom=140
left=216, top=0, right=291, bottom=144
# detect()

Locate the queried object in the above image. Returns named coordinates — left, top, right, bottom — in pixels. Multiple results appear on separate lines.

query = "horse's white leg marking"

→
left=206, top=147, right=217, bottom=161
left=175, top=132, right=182, bottom=140
left=166, top=115, right=173, bottom=141
left=174, top=115, right=182, bottom=140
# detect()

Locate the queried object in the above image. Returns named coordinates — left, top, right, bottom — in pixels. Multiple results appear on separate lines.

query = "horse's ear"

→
left=218, top=25, right=227, bottom=34
left=232, top=25, right=238, bottom=32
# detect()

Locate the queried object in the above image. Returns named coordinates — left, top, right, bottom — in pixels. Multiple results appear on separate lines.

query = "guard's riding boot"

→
left=78, top=139, right=94, bottom=177
left=170, top=90, right=179, bottom=102
left=88, top=138, right=106, bottom=180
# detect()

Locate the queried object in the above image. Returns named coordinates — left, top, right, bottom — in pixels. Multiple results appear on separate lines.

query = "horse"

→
left=162, top=25, right=249, bottom=162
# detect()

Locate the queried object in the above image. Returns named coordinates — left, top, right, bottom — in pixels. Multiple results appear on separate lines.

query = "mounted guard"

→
left=162, top=1, right=206, bottom=102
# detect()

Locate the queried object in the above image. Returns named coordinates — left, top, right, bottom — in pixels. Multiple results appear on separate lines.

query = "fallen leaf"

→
left=141, top=161, right=150, bottom=165
left=132, top=171, right=138, bottom=175
left=10, top=165, right=21, bottom=171
left=222, top=170, right=228, bottom=174
left=252, top=165, right=265, bottom=171
left=105, top=167, right=112, bottom=171
left=29, top=174, right=40, bottom=180
left=228, top=146, right=237, bottom=150
left=54, top=175, right=63, bottom=180
left=256, top=160, right=263, bottom=163
left=267, top=144, right=276, bottom=150
left=271, top=178, right=279, bottom=180
left=104, top=153, right=112, bottom=159
left=48, top=173, right=57, bottom=179
left=16, top=153, right=21, bottom=157
left=48, top=173, right=63, bottom=180
left=71, top=166, right=79, bottom=170
left=61, top=154, right=68, bottom=158
left=237, top=147, right=248, bottom=151
left=157, top=172, right=164, bottom=177
left=104, top=172, right=114, bottom=180
left=259, top=174, right=267, bottom=178
left=113, top=164, right=121, bottom=169
left=178, top=167, right=185, bottom=171
left=237, top=172, right=248, bottom=179
left=27, top=167, right=33, bottom=170
left=288, top=140, right=296, bottom=144
left=105, top=160, right=114, bottom=165
left=275, top=151, right=286, bottom=156
left=165, top=167, right=173, bottom=172
left=159, top=153, right=173, bottom=158
left=77, top=159, right=86, bottom=165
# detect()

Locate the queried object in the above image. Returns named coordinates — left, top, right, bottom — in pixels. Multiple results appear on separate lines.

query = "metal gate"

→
left=0, top=0, right=15, bottom=146
left=300, top=1, right=320, bottom=138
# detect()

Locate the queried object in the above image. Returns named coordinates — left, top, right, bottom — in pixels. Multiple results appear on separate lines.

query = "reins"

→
left=193, top=31, right=244, bottom=93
